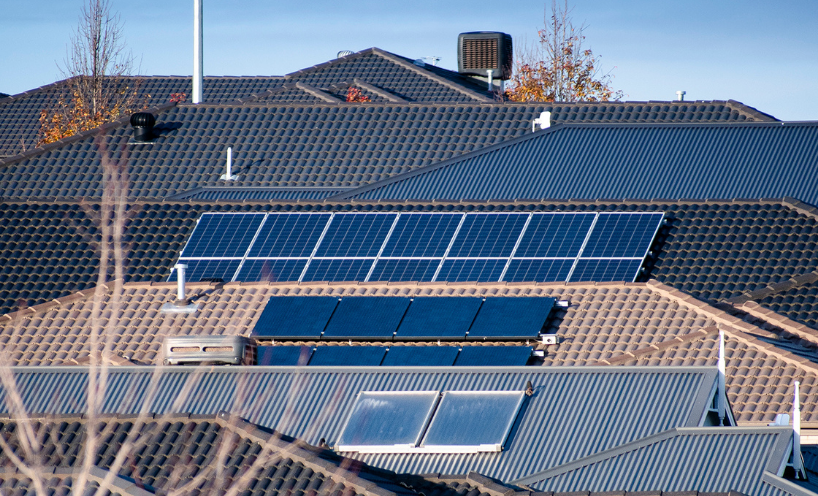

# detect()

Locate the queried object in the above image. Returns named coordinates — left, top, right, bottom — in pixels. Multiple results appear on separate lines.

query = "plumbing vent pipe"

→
left=220, top=147, right=237, bottom=180
left=130, top=113, right=155, bottom=142
left=676, top=90, right=686, bottom=102
left=793, top=381, right=806, bottom=479
left=175, top=263, right=190, bottom=305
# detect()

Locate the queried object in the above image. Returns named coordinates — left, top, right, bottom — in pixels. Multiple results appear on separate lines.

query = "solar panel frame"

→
left=256, top=346, right=313, bottom=366
left=581, top=213, right=665, bottom=258
left=168, top=259, right=242, bottom=283
left=322, top=297, right=411, bottom=340
left=235, top=259, right=307, bottom=282
left=307, top=346, right=388, bottom=366
left=248, top=213, right=332, bottom=258
left=367, top=259, right=440, bottom=282
left=381, top=346, right=461, bottom=366
left=420, top=391, right=526, bottom=452
left=180, top=213, right=266, bottom=258
left=380, top=213, right=463, bottom=258
left=435, top=259, right=508, bottom=282
left=314, top=213, right=398, bottom=258
left=447, top=213, right=529, bottom=258
left=467, top=297, right=556, bottom=340
left=502, top=259, right=574, bottom=283
left=454, top=346, right=534, bottom=366
left=395, top=297, right=483, bottom=340
left=301, top=259, right=375, bottom=282
left=252, top=296, right=340, bottom=339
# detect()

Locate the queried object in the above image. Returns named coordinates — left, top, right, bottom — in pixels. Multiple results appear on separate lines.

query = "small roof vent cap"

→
left=130, top=112, right=156, bottom=142
left=337, top=50, right=354, bottom=58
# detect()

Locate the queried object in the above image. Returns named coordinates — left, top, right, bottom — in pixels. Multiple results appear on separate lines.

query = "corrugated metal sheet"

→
left=343, top=122, right=818, bottom=204
left=527, top=427, right=791, bottom=495
left=0, top=366, right=715, bottom=482
left=169, top=187, right=346, bottom=200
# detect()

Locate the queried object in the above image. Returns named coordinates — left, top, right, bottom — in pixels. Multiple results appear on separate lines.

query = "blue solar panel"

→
left=582, top=213, right=664, bottom=258
left=381, top=346, right=460, bottom=366
left=503, top=259, right=574, bottom=282
left=447, top=214, right=528, bottom=258
left=368, top=259, right=439, bottom=282
left=181, top=213, right=265, bottom=258
left=308, top=346, right=387, bottom=366
left=435, top=259, right=506, bottom=282
left=323, top=297, right=411, bottom=339
left=468, top=297, right=556, bottom=339
left=252, top=296, right=339, bottom=338
left=248, top=213, right=331, bottom=257
left=396, top=297, right=483, bottom=340
left=380, top=214, right=462, bottom=257
left=569, top=259, right=644, bottom=282
left=169, top=259, right=241, bottom=283
left=515, top=213, right=595, bottom=257
left=315, top=213, right=397, bottom=257
left=454, top=346, right=533, bottom=366
left=236, top=260, right=306, bottom=282
left=256, top=346, right=313, bottom=366
left=301, top=259, right=374, bottom=282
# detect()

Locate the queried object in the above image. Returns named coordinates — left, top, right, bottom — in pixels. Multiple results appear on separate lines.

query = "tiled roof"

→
left=1, top=365, right=717, bottom=483
left=0, top=413, right=477, bottom=496
left=3, top=279, right=818, bottom=428
left=2, top=199, right=817, bottom=316
left=513, top=426, right=795, bottom=496
left=0, top=102, right=556, bottom=198
left=0, top=104, right=781, bottom=200
left=337, top=121, right=818, bottom=204
left=283, top=48, right=494, bottom=103
left=0, top=76, right=286, bottom=159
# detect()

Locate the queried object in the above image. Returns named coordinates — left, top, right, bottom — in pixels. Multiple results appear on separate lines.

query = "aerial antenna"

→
left=422, top=56, right=442, bottom=66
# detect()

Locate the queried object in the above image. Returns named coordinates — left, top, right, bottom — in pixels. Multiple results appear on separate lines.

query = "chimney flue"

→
left=193, top=0, right=203, bottom=104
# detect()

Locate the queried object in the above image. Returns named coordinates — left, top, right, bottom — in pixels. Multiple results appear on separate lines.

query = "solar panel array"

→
left=255, top=345, right=533, bottom=367
left=170, top=212, right=664, bottom=284
left=336, top=390, right=525, bottom=453
left=252, top=296, right=555, bottom=340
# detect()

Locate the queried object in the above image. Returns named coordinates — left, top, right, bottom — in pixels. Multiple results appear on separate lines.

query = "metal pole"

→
left=193, top=0, right=203, bottom=104
left=176, top=263, right=188, bottom=302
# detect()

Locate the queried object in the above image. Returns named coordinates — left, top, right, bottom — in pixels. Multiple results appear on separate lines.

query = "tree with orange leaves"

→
left=39, top=0, right=147, bottom=145
left=505, top=0, right=622, bottom=102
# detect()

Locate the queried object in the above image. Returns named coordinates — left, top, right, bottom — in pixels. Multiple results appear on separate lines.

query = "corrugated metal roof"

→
left=339, top=122, right=818, bottom=205
left=0, top=366, right=716, bottom=483
left=519, top=426, right=793, bottom=495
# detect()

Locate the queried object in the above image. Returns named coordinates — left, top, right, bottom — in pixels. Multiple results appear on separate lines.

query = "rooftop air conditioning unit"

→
left=163, top=336, right=254, bottom=366
left=457, top=32, right=513, bottom=80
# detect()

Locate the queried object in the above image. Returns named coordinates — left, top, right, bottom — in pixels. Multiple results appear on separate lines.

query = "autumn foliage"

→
left=505, top=0, right=622, bottom=102
left=346, top=87, right=371, bottom=103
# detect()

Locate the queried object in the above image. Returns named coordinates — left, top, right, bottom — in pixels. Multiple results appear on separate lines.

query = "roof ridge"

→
left=215, top=413, right=399, bottom=496
left=369, top=48, right=493, bottom=103
left=726, top=270, right=818, bottom=305
left=284, top=47, right=379, bottom=79
left=0, top=77, right=75, bottom=107
left=0, top=101, right=177, bottom=169
left=295, top=82, right=343, bottom=103
left=736, top=298, right=818, bottom=346
left=352, top=78, right=407, bottom=103
left=594, top=327, right=714, bottom=365
left=0, top=285, right=101, bottom=321
left=725, top=99, right=779, bottom=122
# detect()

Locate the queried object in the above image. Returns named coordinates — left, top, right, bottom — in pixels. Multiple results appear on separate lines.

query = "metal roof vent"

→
left=163, top=335, right=254, bottom=366
left=337, top=50, right=354, bottom=58
left=161, top=263, right=199, bottom=313
left=130, top=112, right=155, bottom=143
left=457, top=32, right=513, bottom=80
left=676, top=90, right=686, bottom=101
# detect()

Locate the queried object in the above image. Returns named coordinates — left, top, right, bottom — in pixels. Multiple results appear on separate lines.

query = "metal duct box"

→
left=163, top=336, right=254, bottom=366
left=457, top=32, right=513, bottom=80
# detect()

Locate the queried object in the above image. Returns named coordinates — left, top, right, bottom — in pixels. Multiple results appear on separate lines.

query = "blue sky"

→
left=3, top=0, right=817, bottom=120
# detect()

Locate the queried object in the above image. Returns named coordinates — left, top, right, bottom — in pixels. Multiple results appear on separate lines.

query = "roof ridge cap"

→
left=0, top=77, right=75, bottom=107
left=283, top=48, right=377, bottom=79
left=294, top=82, right=343, bottom=103
left=723, top=325, right=818, bottom=374
left=725, top=99, right=779, bottom=122
left=736, top=297, right=818, bottom=346
left=1, top=286, right=99, bottom=322
left=596, top=327, right=714, bottom=365
left=0, top=101, right=177, bottom=169
left=782, top=197, right=818, bottom=221
left=726, top=269, right=818, bottom=305
left=371, top=48, right=494, bottom=103
left=215, top=414, right=399, bottom=496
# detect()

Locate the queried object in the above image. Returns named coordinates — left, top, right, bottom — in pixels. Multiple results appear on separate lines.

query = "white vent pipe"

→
left=533, top=111, right=551, bottom=132
left=193, top=0, right=203, bottom=104
left=717, top=329, right=726, bottom=425
left=793, top=381, right=806, bottom=478
left=221, top=147, right=236, bottom=180
left=176, top=263, right=188, bottom=302
left=676, top=90, right=686, bottom=102
left=486, top=69, right=493, bottom=91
